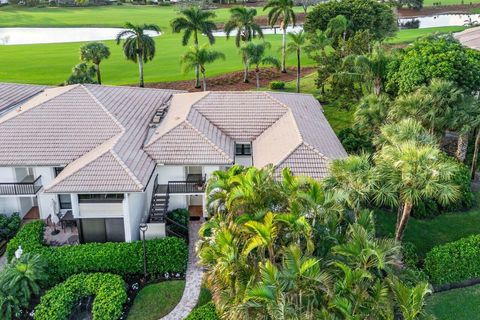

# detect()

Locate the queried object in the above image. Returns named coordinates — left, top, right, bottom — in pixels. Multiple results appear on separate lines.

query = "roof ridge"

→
left=82, top=85, right=126, bottom=133
left=109, top=149, right=144, bottom=190
left=0, top=85, right=78, bottom=125
left=184, top=119, right=233, bottom=163
left=302, top=141, right=329, bottom=160
left=44, top=134, right=121, bottom=192
left=263, top=91, right=291, bottom=111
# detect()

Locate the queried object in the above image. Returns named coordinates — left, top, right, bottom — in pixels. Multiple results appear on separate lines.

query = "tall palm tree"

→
left=240, top=42, right=280, bottom=88
left=264, top=0, right=296, bottom=73
left=286, top=30, right=307, bottom=93
left=327, top=14, right=349, bottom=42
left=116, top=22, right=160, bottom=88
left=171, top=6, right=217, bottom=88
left=181, top=45, right=225, bottom=91
left=374, top=141, right=460, bottom=241
left=79, top=42, right=110, bottom=85
left=224, top=7, right=264, bottom=83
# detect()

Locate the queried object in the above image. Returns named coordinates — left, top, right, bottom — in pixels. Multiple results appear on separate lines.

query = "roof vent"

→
left=149, top=101, right=169, bottom=128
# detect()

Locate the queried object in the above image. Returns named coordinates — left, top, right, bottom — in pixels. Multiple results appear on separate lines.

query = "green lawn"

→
left=127, top=280, right=185, bottom=320
left=0, top=5, right=469, bottom=85
left=426, top=284, right=480, bottom=320
left=387, top=26, right=468, bottom=44
left=424, top=0, right=480, bottom=6
left=375, top=193, right=480, bottom=258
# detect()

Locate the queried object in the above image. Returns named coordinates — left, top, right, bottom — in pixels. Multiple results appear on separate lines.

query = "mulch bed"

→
left=398, top=4, right=480, bottom=17
left=145, top=67, right=315, bottom=92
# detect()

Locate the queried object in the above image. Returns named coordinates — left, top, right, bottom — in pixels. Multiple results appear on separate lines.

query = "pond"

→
left=398, top=14, right=480, bottom=29
left=0, top=27, right=161, bottom=45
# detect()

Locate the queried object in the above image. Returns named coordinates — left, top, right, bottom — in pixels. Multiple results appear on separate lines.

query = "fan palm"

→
left=374, top=118, right=437, bottom=148
left=79, top=42, right=110, bottom=84
left=224, top=7, right=264, bottom=83
left=181, top=45, right=225, bottom=91
left=264, top=0, right=296, bottom=73
left=354, top=94, right=391, bottom=135
left=240, top=42, right=280, bottom=88
left=171, top=7, right=217, bottom=88
left=374, top=141, right=460, bottom=241
left=116, top=22, right=160, bottom=87
left=286, top=30, right=307, bottom=93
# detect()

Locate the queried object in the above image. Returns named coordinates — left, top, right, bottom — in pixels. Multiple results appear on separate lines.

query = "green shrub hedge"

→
left=185, top=302, right=219, bottom=320
left=424, top=235, right=480, bottom=285
left=7, top=221, right=188, bottom=285
left=269, top=81, right=285, bottom=90
left=35, top=273, right=127, bottom=320
left=0, top=213, right=22, bottom=241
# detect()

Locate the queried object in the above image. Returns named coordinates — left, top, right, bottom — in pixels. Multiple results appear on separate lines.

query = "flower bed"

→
left=7, top=221, right=188, bottom=286
left=34, top=273, right=127, bottom=320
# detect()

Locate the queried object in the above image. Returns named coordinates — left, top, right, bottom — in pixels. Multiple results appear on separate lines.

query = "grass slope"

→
left=127, top=280, right=186, bottom=320
left=375, top=193, right=480, bottom=258
left=426, top=284, right=480, bottom=320
left=423, top=0, right=480, bottom=6
left=386, top=26, right=467, bottom=44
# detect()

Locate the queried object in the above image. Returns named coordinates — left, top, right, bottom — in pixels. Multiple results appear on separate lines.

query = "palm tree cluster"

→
left=65, top=41, right=110, bottom=85
left=198, top=166, right=431, bottom=319
left=0, top=253, right=47, bottom=319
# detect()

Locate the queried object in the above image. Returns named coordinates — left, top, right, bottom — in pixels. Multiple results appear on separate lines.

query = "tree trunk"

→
left=456, top=132, right=469, bottom=163
left=95, top=63, right=101, bottom=85
left=243, top=57, right=249, bottom=83
left=255, top=67, right=260, bottom=89
left=395, top=203, right=404, bottom=234
left=296, top=49, right=301, bottom=93
left=202, top=69, right=207, bottom=92
left=395, top=202, right=412, bottom=242
left=281, top=26, right=287, bottom=73
left=138, top=55, right=144, bottom=88
left=373, top=78, right=381, bottom=96
left=471, top=128, right=480, bottom=179
left=194, top=35, right=201, bottom=89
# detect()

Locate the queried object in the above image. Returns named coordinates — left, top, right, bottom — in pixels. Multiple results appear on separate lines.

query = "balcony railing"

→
left=0, top=176, right=42, bottom=195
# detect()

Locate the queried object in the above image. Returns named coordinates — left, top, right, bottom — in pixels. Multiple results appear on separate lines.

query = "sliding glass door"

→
left=80, top=218, right=125, bottom=243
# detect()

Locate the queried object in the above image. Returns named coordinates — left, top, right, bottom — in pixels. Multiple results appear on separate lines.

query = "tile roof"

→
left=0, top=84, right=182, bottom=193
left=146, top=91, right=347, bottom=178
left=0, top=83, right=50, bottom=115
left=1, top=85, right=346, bottom=191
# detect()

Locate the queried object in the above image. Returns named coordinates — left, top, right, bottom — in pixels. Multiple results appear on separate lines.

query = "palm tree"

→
left=389, top=277, right=432, bottom=320
left=116, top=22, right=160, bottom=88
left=327, top=14, right=349, bottom=41
left=224, top=7, right=264, bottom=83
left=240, top=42, right=280, bottom=88
left=0, top=253, right=47, bottom=307
left=171, top=6, right=217, bottom=88
left=264, top=0, right=296, bottom=73
left=79, top=42, right=110, bottom=84
left=374, top=141, right=460, bottom=241
left=181, top=45, right=225, bottom=91
left=286, top=30, right=307, bottom=93
left=354, top=94, right=391, bottom=135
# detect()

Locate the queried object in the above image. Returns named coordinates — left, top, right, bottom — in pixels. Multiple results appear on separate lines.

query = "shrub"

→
left=167, top=208, right=189, bottom=227
left=0, top=213, right=21, bottom=241
left=269, top=81, right=285, bottom=90
left=338, top=127, right=373, bottom=153
left=7, top=221, right=188, bottom=286
left=34, top=273, right=127, bottom=320
left=424, top=235, right=480, bottom=285
left=185, top=302, right=219, bottom=320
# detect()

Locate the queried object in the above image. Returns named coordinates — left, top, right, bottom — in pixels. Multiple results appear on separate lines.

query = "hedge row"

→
left=7, top=221, right=188, bottom=285
left=185, top=302, right=219, bottom=320
left=35, top=273, right=127, bottom=320
left=424, top=234, right=480, bottom=285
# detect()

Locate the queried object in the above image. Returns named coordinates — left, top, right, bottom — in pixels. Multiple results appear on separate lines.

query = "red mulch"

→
left=398, top=4, right=480, bottom=17
left=145, top=67, right=315, bottom=92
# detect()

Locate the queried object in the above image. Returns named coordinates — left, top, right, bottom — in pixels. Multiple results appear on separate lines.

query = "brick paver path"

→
left=160, top=221, right=203, bottom=320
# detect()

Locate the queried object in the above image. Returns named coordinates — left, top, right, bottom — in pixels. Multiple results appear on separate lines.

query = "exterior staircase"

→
left=149, top=192, right=169, bottom=223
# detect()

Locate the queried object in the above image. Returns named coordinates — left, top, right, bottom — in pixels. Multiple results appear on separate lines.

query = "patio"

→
left=44, top=224, right=79, bottom=246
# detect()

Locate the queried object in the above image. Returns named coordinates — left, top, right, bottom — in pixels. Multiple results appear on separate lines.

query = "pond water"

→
left=0, top=27, right=161, bottom=45
left=398, top=14, right=480, bottom=29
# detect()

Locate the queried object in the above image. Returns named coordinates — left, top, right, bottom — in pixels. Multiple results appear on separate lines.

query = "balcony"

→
left=0, top=176, right=42, bottom=195
left=155, top=174, right=206, bottom=195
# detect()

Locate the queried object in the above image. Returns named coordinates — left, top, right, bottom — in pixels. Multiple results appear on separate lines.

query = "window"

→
left=78, top=194, right=124, bottom=203
left=54, top=167, right=64, bottom=177
left=235, top=143, right=252, bottom=156
left=58, top=194, right=72, bottom=210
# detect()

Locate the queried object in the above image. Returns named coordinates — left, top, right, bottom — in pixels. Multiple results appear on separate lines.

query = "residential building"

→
left=0, top=83, right=347, bottom=243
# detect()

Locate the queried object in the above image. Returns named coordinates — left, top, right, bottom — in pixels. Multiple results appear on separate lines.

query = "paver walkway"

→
left=160, top=221, right=203, bottom=320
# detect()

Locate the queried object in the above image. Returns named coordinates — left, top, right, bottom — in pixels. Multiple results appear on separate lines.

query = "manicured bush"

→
left=269, top=81, right=285, bottom=90
left=424, top=235, right=480, bottom=285
left=34, top=273, right=127, bottom=320
left=185, top=302, right=219, bottom=320
left=7, top=221, right=188, bottom=286
left=0, top=213, right=22, bottom=241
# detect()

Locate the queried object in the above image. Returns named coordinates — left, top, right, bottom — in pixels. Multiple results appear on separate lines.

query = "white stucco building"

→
left=0, top=83, right=347, bottom=243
